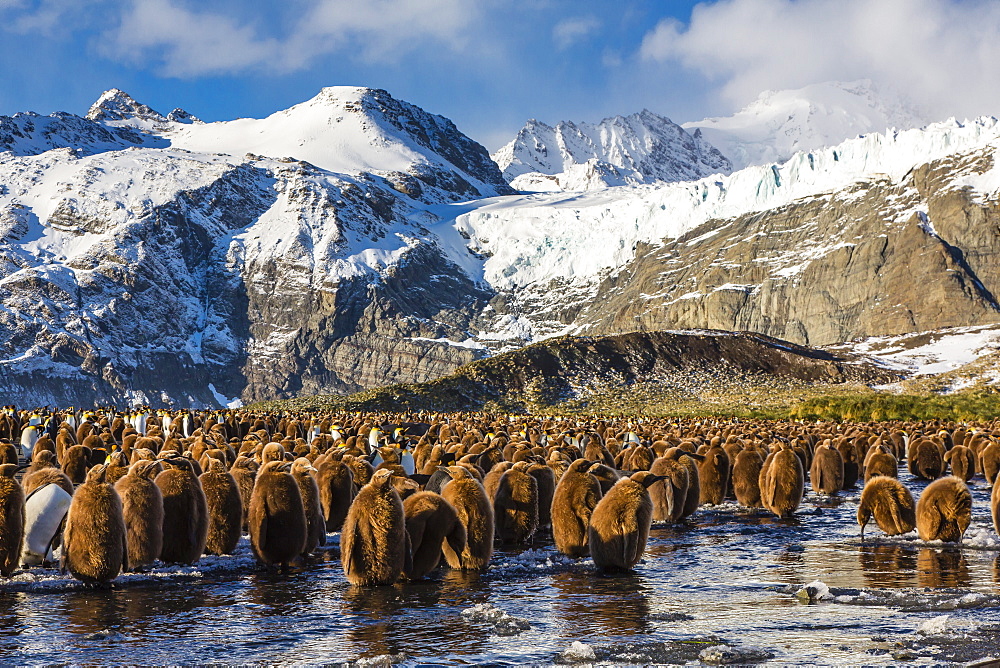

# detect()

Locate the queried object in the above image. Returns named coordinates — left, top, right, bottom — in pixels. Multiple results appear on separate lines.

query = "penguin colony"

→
left=0, top=408, right=996, bottom=586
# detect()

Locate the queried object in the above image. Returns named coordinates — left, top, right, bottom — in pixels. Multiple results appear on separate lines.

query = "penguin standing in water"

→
left=810, top=440, right=844, bottom=495
left=403, top=491, right=466, bottom=580
left=199, top=458, right=243, bottom=556
left=114, top=460, right=164, bottom=571
left=588, top=471, right=666, bottom=572
left=916, top=476, right=972, bottom=543
left=248, top=460, right=307, bottom=569
left=316, top=456, right=355, bottom=533
left=494, top=461, right=539, bottom=545
left=857, top=476, right=916, bottom=539
left=341, top=469, right=410, bottom=585
left=551, top=459, right=602, bottom=557
left=0, top=464, right=25, bottom=577
left=62, top=464, right=127, bottom=584
left=291, top=458, right=325, bottom=556
left=155, top=457, right=209, bottom=564
left=440, top=465, right=494, bottom=571
left=760, top=444, right=805, bottom=518
left=731, top=447, right=763, bottom=509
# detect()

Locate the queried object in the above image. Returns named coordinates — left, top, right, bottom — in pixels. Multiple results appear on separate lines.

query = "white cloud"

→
left=105, top=0, right=482, bottom=77
left=639, top=0, right=1000, bottom=120
left=552, top=16, right=600, bottom=50
left=110, top=0, right=282, bottom=76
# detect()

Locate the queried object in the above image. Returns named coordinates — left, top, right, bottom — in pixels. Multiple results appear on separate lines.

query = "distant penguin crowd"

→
left=0, top=407, right=997, bottom=586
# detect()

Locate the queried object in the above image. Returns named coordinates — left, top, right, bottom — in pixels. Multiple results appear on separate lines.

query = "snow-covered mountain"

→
left=683, top=80, right=930, bottom=170
left=492, top=110, right=731, bottom=191
left=2, top=83, right=1000, bottom=407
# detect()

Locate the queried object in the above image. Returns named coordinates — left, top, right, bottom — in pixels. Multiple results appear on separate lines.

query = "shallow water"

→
left=2, top=471, right=1000, bottom=666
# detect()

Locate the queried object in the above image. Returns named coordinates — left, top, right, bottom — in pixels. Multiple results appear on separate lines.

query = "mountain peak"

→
left=493, top=109, right=731, bottom=191
left=86, top=88, right=167, bottom=125
left=684, top=79, right=931, bottom=170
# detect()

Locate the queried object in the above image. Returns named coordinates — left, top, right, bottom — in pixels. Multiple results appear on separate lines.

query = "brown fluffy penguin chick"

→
left=105, top=451, right=130, bottom=485
left=668, top=448, right=703, bottom=521
left=944, top=445, right=976, bottom=483
left=403, top=491, right=466, bottom=580
left=440, top=466, right=494, bottom=571
left=248, top=460, right=307, bottom=568
left=588, top=471, right=665, bottom=572
left=494, top=461, right=539, bottom=545
left=857, top=476, right=916, bottom=539
left=760, top=445, right=804, bottom=518
left=697, top=444, right=730, bottom=505
left=810, top=441, right=845, bottom=495
left=0, top=441, right=18, bottom=465
left=731, top=448, right=764, bottom=509
left=0, top=464, right=25, bottom=577
left=114, top=460, right=164, bottom=571
left=341, top=468, right=410, bottom=585
left=22, top=464, right=74, bottom=498
left=649, top=454, right=690, bottom=521
left=316, top=457, right=356, bottom=532
left=587, top=462, right=620, bottom=495
left=199, top=458, right=243, bottom=556
left=62, top=464, right=127, bottom=584
left=63, top=445, right=91, bottom=485
left=155, top=457, right=209, bottom=564
left=864, top=447, right=898, bottom=482
left=982, top=441, right=1000, bottom=485
left=291, top=458, right=326, bottom=555
left=910, top=439, right=945, bottom=481
left=229, top=456, right=257, bottom=531
left=837, top=440, right=861, bottom=489
left=916, top=476, right=973, bottom=543
left=482, top=461, right=513, bottom=503
left=527, top=462, right=556, bottom=529
left=551, top=459, right=602, bottom=557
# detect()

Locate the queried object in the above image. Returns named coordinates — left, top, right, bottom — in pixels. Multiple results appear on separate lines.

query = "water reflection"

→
left=550, top=570, right=651, bottom=636
left=858, top=544, right=917, bottom=588
left=916, top=548, right=970, bottom=588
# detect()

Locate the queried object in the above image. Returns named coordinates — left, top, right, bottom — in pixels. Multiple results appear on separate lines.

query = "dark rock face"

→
left=556, top=150, right=1000, bottom=346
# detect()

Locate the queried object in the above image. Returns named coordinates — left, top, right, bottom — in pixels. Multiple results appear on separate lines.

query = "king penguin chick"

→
left=588, top=471, right=666, bottom=572
left=62, top=464, right=127, bottom=584
left=857, top=475, right=916, bottom=539
left=494, top=461, right=539, bottom=545
left=341, top=468, right=410, bottom=585
left=810, top=440, right=845, bottom=495
left=731, top=448, right=764, bottom=509
left=403, top=491, right=466, bottom=580
left=650, top=453, right=690, bottom=521
left=155, top=457, right=209, bottom=564
left=551, top=459, right=602, bottom=557
left=0, top=464, right=25, bottom=577
left=440, top=465, right=494, bottom=571
left=114, top=460, right=164, bottom=571
left=199, top=458, right=243, bottom=556
left=248, top=460, right=307, bottom=569
left=916, top=476, right=973, bottom=543
left=291, top=457, right=325, bottom=556
left=760, top=444, right=804, bottom=518
left=316, top=456, right=356, bottom=532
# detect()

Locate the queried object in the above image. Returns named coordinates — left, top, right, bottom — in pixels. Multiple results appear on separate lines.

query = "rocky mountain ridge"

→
left=2, top=85, right=1000, bottom=407
left=492, top=110, right=731, bottom=191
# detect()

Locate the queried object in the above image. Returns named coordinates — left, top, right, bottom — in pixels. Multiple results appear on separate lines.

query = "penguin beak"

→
left=683, top=451, right=706, bottom=462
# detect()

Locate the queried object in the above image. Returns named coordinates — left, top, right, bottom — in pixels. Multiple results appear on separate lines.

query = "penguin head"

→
left=568, top=458, right=594, bottom=473
left=370, top=468, right=395, bottom=487
left=0, top=463, right=20, bottom=478
left=86, top=464, right=110, bottom=484
left=630, top=471, right=668, bottom=488
left=291, top=457, right=317, bottom=475
left=443, top=465, right=471, bottom=480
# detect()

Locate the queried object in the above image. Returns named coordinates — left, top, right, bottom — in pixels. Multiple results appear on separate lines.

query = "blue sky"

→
left=1, top=0, right=999, bottom=150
